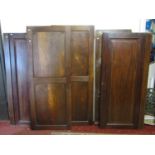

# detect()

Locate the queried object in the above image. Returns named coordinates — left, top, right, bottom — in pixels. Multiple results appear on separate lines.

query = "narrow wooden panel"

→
left=71, top=31, right=89, bottom=76
left=71, top=82, right=88, bottom=123
left=35, top=84, right=67, bottom=125
left=4, top=33, right=30, bottom=124
left=70, top=26, right=94, bottom=124
left=15, top=39, right=29, bottom=122
left=100, top=33, right=152, bottom=128
left=33, top=32, right=65, bottom=77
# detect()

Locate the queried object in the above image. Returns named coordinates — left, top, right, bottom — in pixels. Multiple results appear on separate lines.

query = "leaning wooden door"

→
left=95, top=30, right=131, bottom=123
left=70, top=26, right=94, bottom=124
left=27, top=26, right=70, bottom=129
left=4, top=33, right=30, bottom=124
left=100, top=33, right=152, bottom=128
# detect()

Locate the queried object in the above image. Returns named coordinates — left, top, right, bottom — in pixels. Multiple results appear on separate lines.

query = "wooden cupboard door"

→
left=100, top=33, right=151, bottom=128
left=95, top=30, right=132, bottom=123
left=27, top=26, right=70, bottom=129
left=70, top=26, right=94, bottom=124
left=4, top=33, right=30, bottom=124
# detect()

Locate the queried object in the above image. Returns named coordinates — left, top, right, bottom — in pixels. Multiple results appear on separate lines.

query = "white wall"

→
left=0, top=0, right=145, bottom=32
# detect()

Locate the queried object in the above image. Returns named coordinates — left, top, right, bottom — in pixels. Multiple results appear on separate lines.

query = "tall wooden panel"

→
left=100, top=33, right=152, bottom=128
left=0, top=25, right=8, bottom=120
left=95, top=30, right=132, bottom=123
left=27, top=26, right=70, bottom=129
left=4, top=33, right=30, bottom=124
left=27, top=26, right=94, bottom=129
left=71, top=26, right=94, bottom=124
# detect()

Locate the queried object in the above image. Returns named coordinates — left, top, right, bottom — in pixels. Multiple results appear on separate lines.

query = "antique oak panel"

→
left=27, top=26, right=70, bottom=129
left=100, top=33, right=152, bottom=128
left=95, top=30, right=132, bottom=122
left=4, top=33, right=30, bottom=124
left=70, top=26, right=94, bottom=124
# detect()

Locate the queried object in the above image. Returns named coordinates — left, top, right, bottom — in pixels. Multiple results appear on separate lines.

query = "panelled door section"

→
left=4, top=33, right=30, bottom=124
left=100, top=33, right=151, bottom=128
left=27, top=26, right=70, bottom=129
left=71, top=26, right=94, bottom=124
left=95, top=30, right=132, bottom=123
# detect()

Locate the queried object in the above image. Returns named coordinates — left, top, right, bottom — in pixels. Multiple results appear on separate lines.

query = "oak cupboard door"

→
left=4, top=33, right=30, bottom=124
left=95, top=30, right=132, bottom=123
left=70, top=26, right=94, bottom=124
left=27, top=26, right=70, bottom=129
left=100, top=33, right=152, bottom=128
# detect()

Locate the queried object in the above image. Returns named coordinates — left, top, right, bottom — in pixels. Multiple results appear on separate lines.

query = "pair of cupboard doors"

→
left=4, top=26, right=94, bottom=129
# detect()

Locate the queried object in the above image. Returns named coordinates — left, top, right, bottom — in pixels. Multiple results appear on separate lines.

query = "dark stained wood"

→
left=100, top=33, right=152, bottom=128
left=27, top=26, right=71, bottom=129
left=95, top=30, right=132, bottom=123
left=27, top=26, right=94, bottom=129
left=3, top=33, right=30, bottom=124
left=0, top=25, right=8, bottom=120
left=70, top=26, right=94, bottom=124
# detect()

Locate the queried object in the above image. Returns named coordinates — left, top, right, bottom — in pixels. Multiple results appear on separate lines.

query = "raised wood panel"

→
left=95, top=30, right=132, bottom=122
left=100, top=33, right=152, bottom=128
left=4, top=33, right=30, bottom=124
left=109, top=39, right=140, bottom=124
left=71, top=82, right=88, bottom=123
left=71, top=31, right=89, bottom=76
left=33, top=32, right=65, bottom=77
left=35, top=83, right=67, bottom=125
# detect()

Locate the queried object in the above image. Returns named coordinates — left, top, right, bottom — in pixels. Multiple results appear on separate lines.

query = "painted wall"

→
left=0, top=0, right=144, bottom=32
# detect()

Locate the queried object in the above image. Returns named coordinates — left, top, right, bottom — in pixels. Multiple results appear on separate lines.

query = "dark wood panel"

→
left=27, top=26, right=70, bottom=129
left=70, top=26, right=94, bottom=124
left=71, top=31, right=89, bottom=76
left=35, top=83, right=67, bottom=125
left=33, top=32, right=65, bottom=77
left=3, top=33, right=30, bottom=124
left=100, top=33, right=152, bottom=128
left=95, top=30, right=132, bottom=122
left=71, top=82, right=88, bottom=123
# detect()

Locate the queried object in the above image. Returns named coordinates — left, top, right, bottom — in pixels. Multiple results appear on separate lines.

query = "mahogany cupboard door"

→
left=95, top=30, right=132, bottom=123
left=27, top=26, right=71, bottom=129
left=70, top=26, right=94, bottom=124
left=4, top=33, right=30, bottom=124
left=100, top=33, right=152, bottom=128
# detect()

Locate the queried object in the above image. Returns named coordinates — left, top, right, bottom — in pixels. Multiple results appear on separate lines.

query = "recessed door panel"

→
left=35, top=83, right=67, bottom=125
left=71, top=31, right=89, bottom=76
left=33, top=32, right=65, bottom=77
left=71, top=82, right=88, bottom=122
